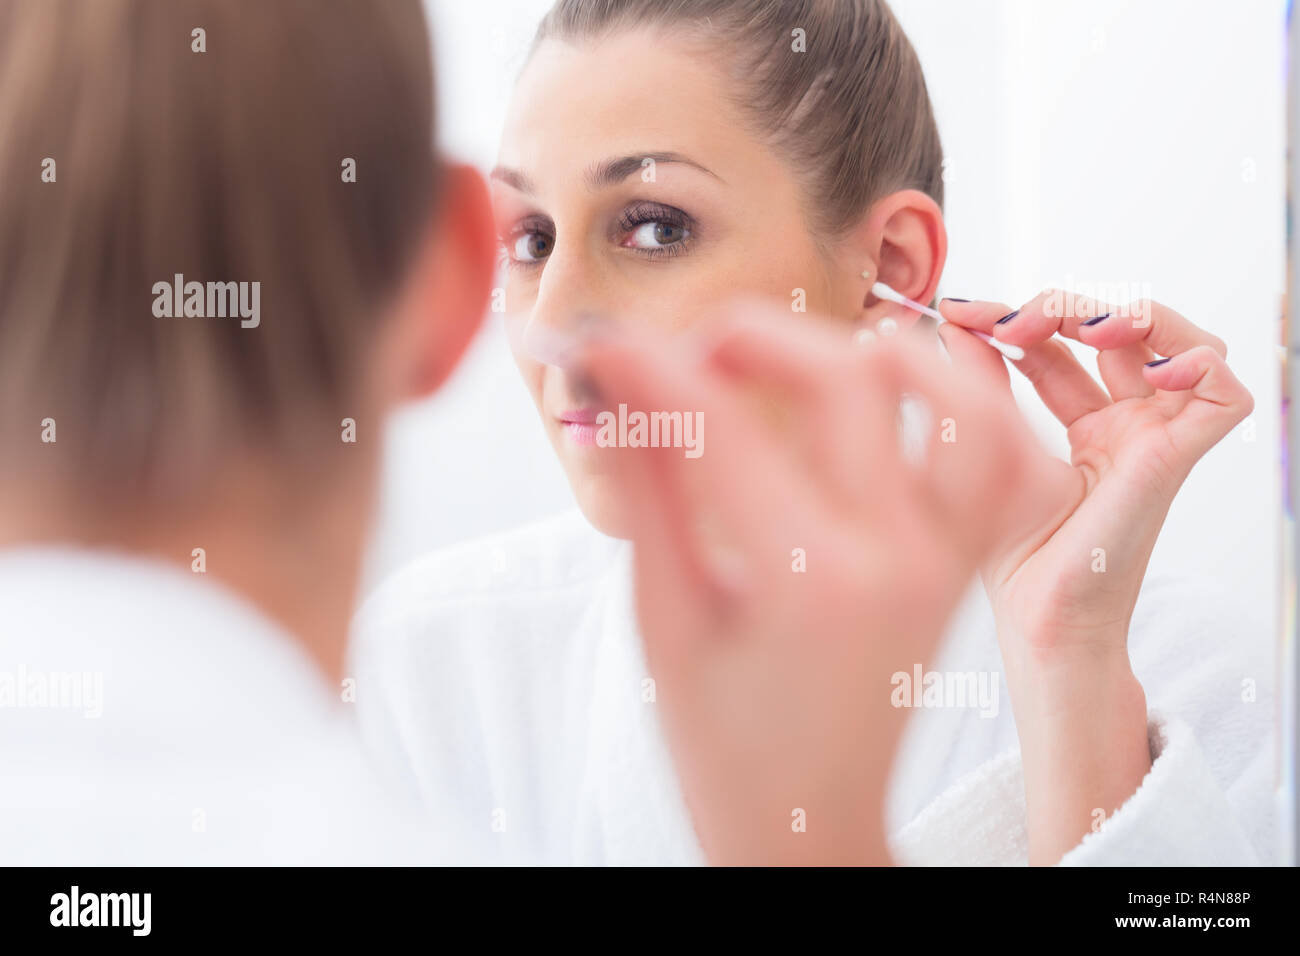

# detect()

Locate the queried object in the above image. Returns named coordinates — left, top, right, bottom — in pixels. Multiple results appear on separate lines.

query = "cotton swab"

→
left=871, top=281, right=1025, bottom=361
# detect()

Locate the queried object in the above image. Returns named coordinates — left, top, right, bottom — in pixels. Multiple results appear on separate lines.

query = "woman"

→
left=353, top=0, right=1269, bottom=865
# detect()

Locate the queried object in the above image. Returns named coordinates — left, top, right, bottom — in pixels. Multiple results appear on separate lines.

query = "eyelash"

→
left=616, top=201, right=694, bottom=259
left=499, top=202, right=696, bottom=271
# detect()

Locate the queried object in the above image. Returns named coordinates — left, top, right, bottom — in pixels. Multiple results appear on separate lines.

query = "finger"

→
left=1012, top=338, right=1111, bottom=428
left=905, top=325, right=1081, bottom=584
left=989, top=291, right=1229, bottom=361
left=937, top=321, right=1013, bottom=400
left=1096, top=341, right=1156, bottom=401
left=943, top=292, right=1234, bottom=412
left=940, top=296, right=1115, bottom=425
left=943, top=290, right=1228, bottom=361
left=1143, top=345, right=1255, bottom=457
left=870, top=338, right=1038, bottom=566
left=575, top=335, right=720, bottom=617
left=937, top=297, right=1019, bottom=336
left=977, top=288, right=1101, bottom=348
left=578, top=328, right=815, bottom=614
left=705, top=301, right=906, bottom=507
left=1074, top=301, right=1228, bottom=362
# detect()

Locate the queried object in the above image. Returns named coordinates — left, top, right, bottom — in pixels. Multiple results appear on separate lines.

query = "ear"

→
left=396, top=161, right=497, bottom=400
left=853, top=189, right=947, bottom=330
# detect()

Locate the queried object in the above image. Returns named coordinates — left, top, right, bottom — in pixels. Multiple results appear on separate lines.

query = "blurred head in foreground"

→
left=0, top=0, right=496, bottom=675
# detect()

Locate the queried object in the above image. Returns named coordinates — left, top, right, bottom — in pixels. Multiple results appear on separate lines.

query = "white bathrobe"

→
left=0, top=548, right=478, bottom=865
left=351, top=510, right=1277, bottom=866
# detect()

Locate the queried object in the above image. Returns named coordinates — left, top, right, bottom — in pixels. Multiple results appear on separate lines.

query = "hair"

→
left=534, top=0, right=944, bottom=239
left=0, top=0, right=436, bottom=501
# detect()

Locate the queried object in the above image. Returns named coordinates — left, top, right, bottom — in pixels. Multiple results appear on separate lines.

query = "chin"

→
left=568, top=469, right=631, bottom=540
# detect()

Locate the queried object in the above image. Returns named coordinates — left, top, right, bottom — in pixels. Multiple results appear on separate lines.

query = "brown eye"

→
left=653, top=222, right=685, bottom=245
left=626, top=220, right=691, bottom=250
left=511, top=230, right=552, bottom=263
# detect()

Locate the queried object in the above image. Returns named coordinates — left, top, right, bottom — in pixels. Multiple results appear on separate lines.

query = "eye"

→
left=500, top=215, right=555, bottom=268
left=625, top=220, right=690, bottom=250
left=512, top=231, right=553, bottom=262
left=617, top=201, right=694, bottom=258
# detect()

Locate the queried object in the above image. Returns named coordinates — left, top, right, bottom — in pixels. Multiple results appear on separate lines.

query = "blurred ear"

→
left=394, top=161, right=497, bottom=400
left=851, top=189, right=947, bottom=329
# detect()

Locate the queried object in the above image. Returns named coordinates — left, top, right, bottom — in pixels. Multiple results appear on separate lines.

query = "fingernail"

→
left=1144, top=357, right=1172, bottom=368
left=1081, top=312, right=1111, bottom=327
left=941, top=297, right=971, bottom=303
left=995, top=309, right=1019, bottom=325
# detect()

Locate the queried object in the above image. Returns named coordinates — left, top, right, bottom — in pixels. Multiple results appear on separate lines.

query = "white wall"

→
left=365, top=0, right=1282, bottom=658
left=900, top=0, right=1282, bottom=636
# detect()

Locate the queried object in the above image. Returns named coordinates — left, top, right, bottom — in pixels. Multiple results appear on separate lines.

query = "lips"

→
left=557, top=407, right=602, bottom=447
left=557, top=407, right=601, bottom=426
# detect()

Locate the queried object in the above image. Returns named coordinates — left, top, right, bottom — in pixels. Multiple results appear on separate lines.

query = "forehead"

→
left=499, top=28, right=760, bottom=184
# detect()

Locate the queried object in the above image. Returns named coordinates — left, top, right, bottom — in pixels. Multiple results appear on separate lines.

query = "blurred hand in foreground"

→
left=578, top=301, right=1061, bottom=866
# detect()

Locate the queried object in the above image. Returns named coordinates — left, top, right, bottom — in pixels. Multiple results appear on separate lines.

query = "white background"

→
left=365, top=0, right=1283, bottom=653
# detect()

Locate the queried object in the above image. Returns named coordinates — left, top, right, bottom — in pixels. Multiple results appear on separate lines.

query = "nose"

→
left=527, top=241, right=618, bottom=344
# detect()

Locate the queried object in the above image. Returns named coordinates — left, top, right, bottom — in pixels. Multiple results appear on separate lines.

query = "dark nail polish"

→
left=941, top=297, right=971, bottom=303
left=995, top=310, right=1019, bottom=325
left=1144, top=357, right=1172, bottom=368
left=1081, top=312, right=1111, bottom=327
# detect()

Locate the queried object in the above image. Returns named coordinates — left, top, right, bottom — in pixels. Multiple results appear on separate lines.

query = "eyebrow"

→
left=490, top=151, right=721, bottom=195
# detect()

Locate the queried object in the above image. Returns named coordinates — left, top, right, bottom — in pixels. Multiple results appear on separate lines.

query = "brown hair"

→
left=534, top=0, right=944, bottom=238
left=0, top=0, right=436, bottom=499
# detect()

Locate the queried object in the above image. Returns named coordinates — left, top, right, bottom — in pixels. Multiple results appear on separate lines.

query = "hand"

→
left=577, top=302, right=1058, bottom=866
left=938, top=291, right=1253, bottom=863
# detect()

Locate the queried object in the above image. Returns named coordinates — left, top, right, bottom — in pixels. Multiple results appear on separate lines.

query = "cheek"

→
left=503, top=272, right=538, bottom=314
left=512, top=353, right=545, bottom=408
left=741, top=240, right=832, bottom=304
left=663, top=246, right=831, bottom=325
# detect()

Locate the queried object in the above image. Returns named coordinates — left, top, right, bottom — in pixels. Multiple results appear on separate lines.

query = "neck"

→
left=0, top=472, right=373, bottom=686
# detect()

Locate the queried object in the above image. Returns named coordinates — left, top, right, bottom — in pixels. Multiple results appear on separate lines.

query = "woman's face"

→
left=493, top=28, right=856, bottom=536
